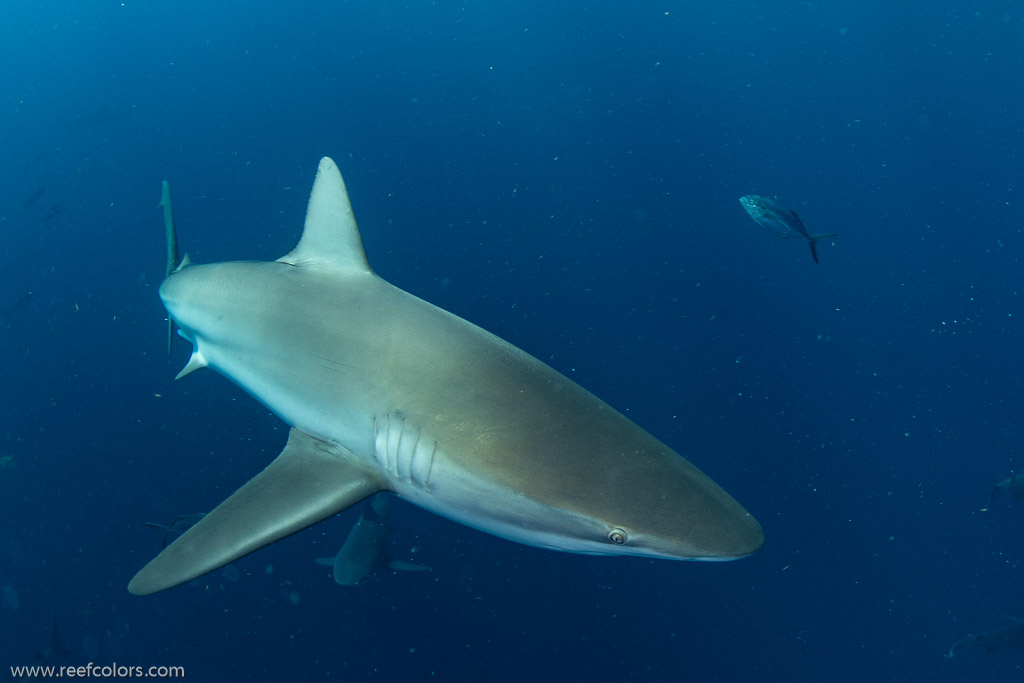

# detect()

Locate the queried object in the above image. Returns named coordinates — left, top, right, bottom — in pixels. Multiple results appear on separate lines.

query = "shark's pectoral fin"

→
left=128, top=428, right=384, bottom=595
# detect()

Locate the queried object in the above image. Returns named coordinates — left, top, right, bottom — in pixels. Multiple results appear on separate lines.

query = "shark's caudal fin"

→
left=807, top=233, right=838, bottom=264
left=159, top=181, right=182, bottom=354
left=278, top=157, right=372, bottom=274
left=128, top=428, right=384, bottom=595
left=160, top=181, right=179, bottom=277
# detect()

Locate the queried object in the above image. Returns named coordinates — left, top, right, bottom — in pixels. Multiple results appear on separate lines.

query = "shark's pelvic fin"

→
left=174, top=348, right=208, bottom=380
left=278, top=157, right=372, bottom=275
left=128, top=428, right=384, bottom=595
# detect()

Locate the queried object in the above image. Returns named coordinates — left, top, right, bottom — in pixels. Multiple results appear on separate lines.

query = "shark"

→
left=738, top=195, right=836, bottom=264
left=949, top=617, right=1024, bottom=657
left=315, top=495, right=429, bottom=585
left=988, top=473, right=1024, bottom=508
left=128, top=157, right=763, bottom=595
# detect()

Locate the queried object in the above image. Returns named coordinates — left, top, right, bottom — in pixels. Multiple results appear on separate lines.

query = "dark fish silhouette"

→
left=314, top=495, right=429, bottom=586
left=143, top=514, right=207, bottom=549
left=23, top=151, right=47, bottom=176
left=33, top=618, right=72, bottom=665
left=988, top=474, right=1024, bottom=508
left=41, top=202, right=65, bottom=225
left=61, top=103, right=128, bottom=130
left=738, top=195, right=837, bottom=264
left=1, top=291, right=33, bottom=327
left=20, top=186, right=46, bottom=212
left=949, top=617, right=1024, bottom=657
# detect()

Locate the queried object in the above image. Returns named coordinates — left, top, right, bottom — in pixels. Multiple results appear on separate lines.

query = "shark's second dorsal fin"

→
left=278, top=157, right=372, bottom=274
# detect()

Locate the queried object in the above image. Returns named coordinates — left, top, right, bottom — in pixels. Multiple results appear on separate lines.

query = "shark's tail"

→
left=159, top=181, right=184, bottom=354
left=160, top=181, right=180, bottom=277
left=807, top=233, right=838, bottom=264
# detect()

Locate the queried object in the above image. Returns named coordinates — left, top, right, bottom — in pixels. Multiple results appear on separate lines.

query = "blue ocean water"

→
left=2, top=1, right=1022, bottom=680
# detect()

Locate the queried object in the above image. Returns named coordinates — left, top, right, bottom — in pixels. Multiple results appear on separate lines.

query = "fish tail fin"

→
left=808, top=240, right=819, bottom=264
left=807, top=233, right=837, bottom=264
left=989, top=487, right=1003, bottom=508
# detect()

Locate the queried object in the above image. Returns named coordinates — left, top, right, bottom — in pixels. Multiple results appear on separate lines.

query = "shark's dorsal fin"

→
left=278, top=157, right=372, bottom=274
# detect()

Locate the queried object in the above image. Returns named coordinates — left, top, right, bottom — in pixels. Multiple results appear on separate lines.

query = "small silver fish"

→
left=739, top=195, right=837, bottom=263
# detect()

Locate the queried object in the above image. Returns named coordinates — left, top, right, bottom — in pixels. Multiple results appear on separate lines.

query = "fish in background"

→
left=23, top=151, right=47, bottom=176
left=143, top=514, right=207, bottom=549
left=987, top=473, right=1024, bottom=508
left=33, top=618, right=72, bottom=665
left=949, top=617, right=1024, bottom=657
left=20, top=186, right=46, bottom=212
left=1, top=291, right=34, bottom=327
left=2, top=584, right=18, bottom=610
left=41, top=201, right=66, bottom=225
left=738, top=195, right=837, bottom=263
left=315, top=495, right=430, bottom=586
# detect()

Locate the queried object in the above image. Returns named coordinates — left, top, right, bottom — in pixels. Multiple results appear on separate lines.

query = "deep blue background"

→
left=2, top=1, right=1023, bottom=680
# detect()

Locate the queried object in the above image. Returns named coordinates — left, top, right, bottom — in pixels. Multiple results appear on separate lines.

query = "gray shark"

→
left=988, top=474, right=1024, bottom=508
left=315, top=495, right=429, bottom=585
left=128, top=157, right=763, bottom=595
left=949, top=617, right=1024, bottom=657
left=738, top=195, right=836, bottom=264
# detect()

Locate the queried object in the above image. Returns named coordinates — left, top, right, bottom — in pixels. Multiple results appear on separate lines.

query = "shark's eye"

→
left=608, top=528, right=627, bottom=545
